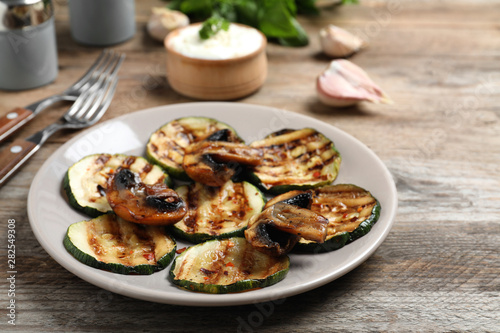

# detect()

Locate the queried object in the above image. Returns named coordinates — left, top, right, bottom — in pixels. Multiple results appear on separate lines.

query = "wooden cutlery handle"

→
left=0, top=139, right=39, bottom=188
left=0, top=108, right=35, bottom=143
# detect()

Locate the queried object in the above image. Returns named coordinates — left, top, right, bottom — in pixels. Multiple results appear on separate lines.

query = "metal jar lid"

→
left=0, top=0, right=53, bottom=31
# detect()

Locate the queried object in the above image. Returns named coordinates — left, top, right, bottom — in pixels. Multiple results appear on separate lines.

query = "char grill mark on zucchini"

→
left=64, top=154, right=170, bottom=218
left=171, top=181, right=265, bottom=243
left=182, top=140, right=263, bottom=187
left=295, top=184, right=381, bottom=252
left=64, top=214, right=176, bottom=275
left=312, top=184, right=379, bottom=236
left=169, top=237, right=289, bottom=294
left=146, top=117, right=243, bottom=180
left=249, top=128, right=341, bottom=194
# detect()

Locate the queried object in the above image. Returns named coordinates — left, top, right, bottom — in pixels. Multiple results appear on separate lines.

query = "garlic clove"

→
left=319, top=25, right=367, bottom=58
left=316, top=59, right=392, bottom=107
left=147, top=7, right=189, bottom=42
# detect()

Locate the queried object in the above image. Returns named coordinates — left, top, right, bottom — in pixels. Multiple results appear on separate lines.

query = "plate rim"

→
left=27, top=102, right=398, bottom=306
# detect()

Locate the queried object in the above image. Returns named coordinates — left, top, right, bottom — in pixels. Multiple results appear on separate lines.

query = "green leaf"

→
left=233, top=0, right=259, bottom=27
left=168, top=0, right=214, bottom=21
left=199, top=15, right=231, bottom=39
left=167, top=0, right=184, bottom=10
left=258, top=0, right=297, bottom=38
left=295, top=0, right=320, bottom=15
left=275, top=16, right=309, bottom=46
left=213, top=0, right=238, bottom=21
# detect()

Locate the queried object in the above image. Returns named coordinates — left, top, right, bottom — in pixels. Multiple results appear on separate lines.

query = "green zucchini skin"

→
left=293, top=203, right=382, bottom=253
left=145, top=117, right=243, bottom=180
left=63, top=171, right=101, bottom=218
left=170, top=181, right=266, bottom=243
left=169, top=225, right=246, bottom=244
left=169, top=238, right=290, bottom=294
left=293, top=232, right=350, bottom=253
left=63, top=214, right=176, bottom=275
left=248, top=128, right=341, bottom=195
left=347, top=200, right=381, bottom=243
left=63, top=154, right=171, bottom=218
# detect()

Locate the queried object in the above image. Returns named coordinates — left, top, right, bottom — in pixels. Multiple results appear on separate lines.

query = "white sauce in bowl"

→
left=168, top=23, right=264, bottom=60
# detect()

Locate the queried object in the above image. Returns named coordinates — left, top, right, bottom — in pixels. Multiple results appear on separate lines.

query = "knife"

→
left=0, top=97, right=77, bottom=144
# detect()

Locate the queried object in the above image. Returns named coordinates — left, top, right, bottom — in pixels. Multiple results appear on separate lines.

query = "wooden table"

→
left=1, top=0, right=499, bottom=331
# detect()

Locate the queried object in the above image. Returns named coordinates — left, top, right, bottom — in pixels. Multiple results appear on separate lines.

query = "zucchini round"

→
left=248, top=128, right=341, bottom=194
left=170, top=181, right=266, bottom=243
left=294, top=184, right=381, bottom=253
left=63, top=154, right=171, bottom=218
left=146, top=117, right=243, bottom=180
left=169, top=237, right=290, bottom=294
left=63, top=214, right=176, bottom=275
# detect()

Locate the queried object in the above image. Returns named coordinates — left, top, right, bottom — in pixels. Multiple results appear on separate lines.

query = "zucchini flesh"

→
left=63, top=214, right=176, bottom=275
left=169, top=237, right=289, bottom=294
left=171, top=181, right=265, bottom=243
left=249, top=128, right=341, bottom=194
left=64, top=154, right=170, bottom=218
left=295, top=184, right=380, bottom=252
left=146, top=117, right=242, bottom=180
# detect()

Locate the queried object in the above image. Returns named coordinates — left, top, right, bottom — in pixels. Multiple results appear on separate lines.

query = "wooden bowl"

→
left=164, top=23, right=267, bottom=100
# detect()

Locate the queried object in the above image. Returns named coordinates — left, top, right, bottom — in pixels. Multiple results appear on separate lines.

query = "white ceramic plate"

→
left=28, top=102, right=397, bottom=306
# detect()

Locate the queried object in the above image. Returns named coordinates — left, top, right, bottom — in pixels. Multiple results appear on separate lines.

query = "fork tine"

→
left=62, top=53, right=124, bottom=127
left=70, top=53, right=124, bottom=122
left=67, top=50, right=110, bottom=92
left=65, top=51, right=121, bottom=119
left=74, top=51, right=116, bottom=96
left=87, top=75, right=120, bottom=124
left=79, top=54, right=125, bottom=124
left=65, top=52, right=119, bottom=117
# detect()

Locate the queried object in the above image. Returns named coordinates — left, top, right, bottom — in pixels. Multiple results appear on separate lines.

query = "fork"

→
left=0, top=50, right=117, bottom=144
left=0, top=52, right=125, bottom=188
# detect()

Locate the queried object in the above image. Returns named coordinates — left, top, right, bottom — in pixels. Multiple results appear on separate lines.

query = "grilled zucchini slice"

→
left=63, top=214, right=176, bottom=275
left=248, top=128, right=341, bottom=194
left=169, top=237, right=289, bottom=294
left=171, top=181, right=266, bottom=243
left=146, top=117, right=243, bottom=180
left=292, top=184, right=381, bottom=253
left=63, top=154, right=171, bottom=218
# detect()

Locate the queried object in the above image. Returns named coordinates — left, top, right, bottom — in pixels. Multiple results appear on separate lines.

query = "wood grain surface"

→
left=0, top=0, right=499, bottom=332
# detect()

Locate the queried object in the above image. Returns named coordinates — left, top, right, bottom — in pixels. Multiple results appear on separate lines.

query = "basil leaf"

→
left=168, top=0, right=214, bottom=21
left=199, top=15, right=231, bottom=39
left=233, top=0, right=259, bottom=27
left=275, top=16, right=309, bottom=46
left=258, top=0, right=297, bottom=38
left=213, top=0, right=238, bottom=21
left=295, top=0, right=320, bottom=15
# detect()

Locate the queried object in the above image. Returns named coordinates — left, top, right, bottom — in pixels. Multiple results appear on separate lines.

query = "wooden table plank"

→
left=0, top=0, right=499, bottom=332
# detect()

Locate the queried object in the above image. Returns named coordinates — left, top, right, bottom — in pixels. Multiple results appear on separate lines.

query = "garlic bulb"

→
left=316, top=59, right=392, bottom=107
left=319, top=25, right=367, bottom=58
left=147, top=7, right=189, bottom=42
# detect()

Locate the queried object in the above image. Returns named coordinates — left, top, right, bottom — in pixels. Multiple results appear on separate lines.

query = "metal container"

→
left=0, top=0, right=58, bottom=90
left=68, top=0, right=135, bottom=46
